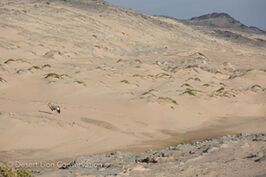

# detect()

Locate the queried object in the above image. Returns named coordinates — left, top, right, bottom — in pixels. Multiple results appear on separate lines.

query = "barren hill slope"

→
left=160, top=12, right=266, bottom=47
left=189, top=12, right=264, bottom=32
left=0, top=0, right=265, bottom=165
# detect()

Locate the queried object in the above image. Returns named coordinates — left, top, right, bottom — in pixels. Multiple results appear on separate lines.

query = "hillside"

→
left=159, top=12, right=266, bottom=46
left=186, top=12, right=266, bottom=47
left=0, top=1, right=266, bottom=176
left=189, top=12, right=265, bottom=33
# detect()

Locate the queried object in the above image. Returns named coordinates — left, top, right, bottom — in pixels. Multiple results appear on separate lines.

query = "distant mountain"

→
left=189, top=12, right=265, bottom=33
left=191, top=12, right=232, bottom=20
left=154, top=12, right=266, bottom=46
left=190, top=12, right=241, bottom=28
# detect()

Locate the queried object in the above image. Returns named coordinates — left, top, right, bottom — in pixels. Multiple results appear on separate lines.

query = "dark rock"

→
left=254, top=152, right=266, bottom=162
left=245, top=152, right=266, bottom=162
left=245, top=154, right=257, bottom=159
left=200, top=145, right=210, bottom=154
left=59, top=161, right=76, bottom=170
left=252, top=134, right=266, bottom=142
left=136, top=157, right=158, bottom=164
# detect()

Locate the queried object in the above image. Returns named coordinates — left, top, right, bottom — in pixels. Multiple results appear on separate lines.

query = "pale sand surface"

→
left=0, top=0, right=265, bottom=163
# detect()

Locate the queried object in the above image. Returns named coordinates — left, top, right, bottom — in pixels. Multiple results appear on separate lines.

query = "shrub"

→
left=44, top=73, right=63, bottom=79
left=0, top=163, right=33, bottom=177
left=121, top=80, right=129, bottom=84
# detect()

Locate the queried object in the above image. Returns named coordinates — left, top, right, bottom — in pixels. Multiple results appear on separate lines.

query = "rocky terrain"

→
left=3, top=133, right=264, bottom=177
left=161, top=12, right=266, bottom=47
left=187, top=13, right=266, bottom=47
left=189, top=12, right=264, bottom=32
left=0, top=0, right=266, bottom=176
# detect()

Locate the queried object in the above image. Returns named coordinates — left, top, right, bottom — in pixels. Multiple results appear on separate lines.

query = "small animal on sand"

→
left=48, top=103, right=61, bottom=114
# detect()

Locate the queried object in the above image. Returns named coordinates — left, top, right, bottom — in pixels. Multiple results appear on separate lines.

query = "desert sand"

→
left=0, top=0, right=265, bottom=171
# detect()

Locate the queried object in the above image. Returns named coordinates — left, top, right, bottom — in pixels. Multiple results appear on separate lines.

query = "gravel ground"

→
left=32, top=133, right=266, bottom=177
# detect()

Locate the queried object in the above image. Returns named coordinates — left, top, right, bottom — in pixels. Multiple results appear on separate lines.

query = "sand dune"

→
left=0, top=0, right=265, bottom=166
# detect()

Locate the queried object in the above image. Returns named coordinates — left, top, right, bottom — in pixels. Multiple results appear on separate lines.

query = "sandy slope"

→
left=0, top=0, right=266, bottom=163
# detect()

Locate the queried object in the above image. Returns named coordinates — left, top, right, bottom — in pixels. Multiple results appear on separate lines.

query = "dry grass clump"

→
left=181, top=88, right=198, bottom=96
left=0, top=77, right=7, bottom=83
left=181, top=83, right=193, bottom=88
left=28, top=66, right=42, bottom=72
left=3, top=59, right=30, bottom=64
left=121, top=80, right=129, bottom=84
left=158, top=97, right=177, bottom=105
left=4, top=59, right=15, bottom=64
left=42, top=64, right=51, bottom=69
left=0, top=163, right=33, bottom=177
left=44, top=73, right=69, bottom=80
left=74, top=80, right=86, bottom=86
left=212, top=87, right=236, bottom=98
left=44, top=73, right=63, bottom=79
left=155, top=73, right=171, bottom=79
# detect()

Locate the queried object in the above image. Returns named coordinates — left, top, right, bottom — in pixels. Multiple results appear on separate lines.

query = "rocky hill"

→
left=187, top=12, right=266, bottom=46
left=189, top=12, right=265, bottom=33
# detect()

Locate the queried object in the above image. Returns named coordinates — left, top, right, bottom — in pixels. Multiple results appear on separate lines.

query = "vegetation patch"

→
left=158, top=97, right=177, bottom=105
left=179, top=140, right=193, bottom=145
left=43, top=50, right=62, bottom=58
left=28, top=66, right=41, bottom=72
left=132, top=74, right=143, bottom=78
left=181, top=88, right=198, bottom=96
left=181, top=83, right=192, bottom=88
left=0, top=163, right=33, bottom=177
left=228, top=69, right=250, bottom=79
left=219, top=82, right=226, bottom=86
left=74, top=80, right=86, bottom=86
left=140, top=89, right=157, bottom=101
left=121, top=80, right=129, bottom=84
left=142, top=89, right=155, bottom=96
left=44, top=73, right=64, bottom=79
left=42, top=64, right=51, bottom=69
left=4, top=59, right=15, bottom=64
left=185, top=64, right=199, bottom=69
left=216, top=87, right=225, bottom=92
left=60, top=74, right=70, bottom=78
left=202, top=83, right=210, bottom=87
left=0, top=77, right=7, bottom=83
left=215, top=70, right=223, bottom=74
left=3, top=59, right=30, bottom=65
left=249, top=84, right=263, bottom=92
left=134, top=59, right=142, bottom=64
left=16, top=69, right=27, bottom=74
left=116, top=59, right=123, bottom=63
left=155, top=73, right=171, bottom=78
left=212, top=87, right=236, bottom=98
left=186, top=77, right=201, bottom=82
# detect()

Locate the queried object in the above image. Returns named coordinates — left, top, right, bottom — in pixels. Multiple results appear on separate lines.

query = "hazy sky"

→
left=106, top=0, right=266, bottom=30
